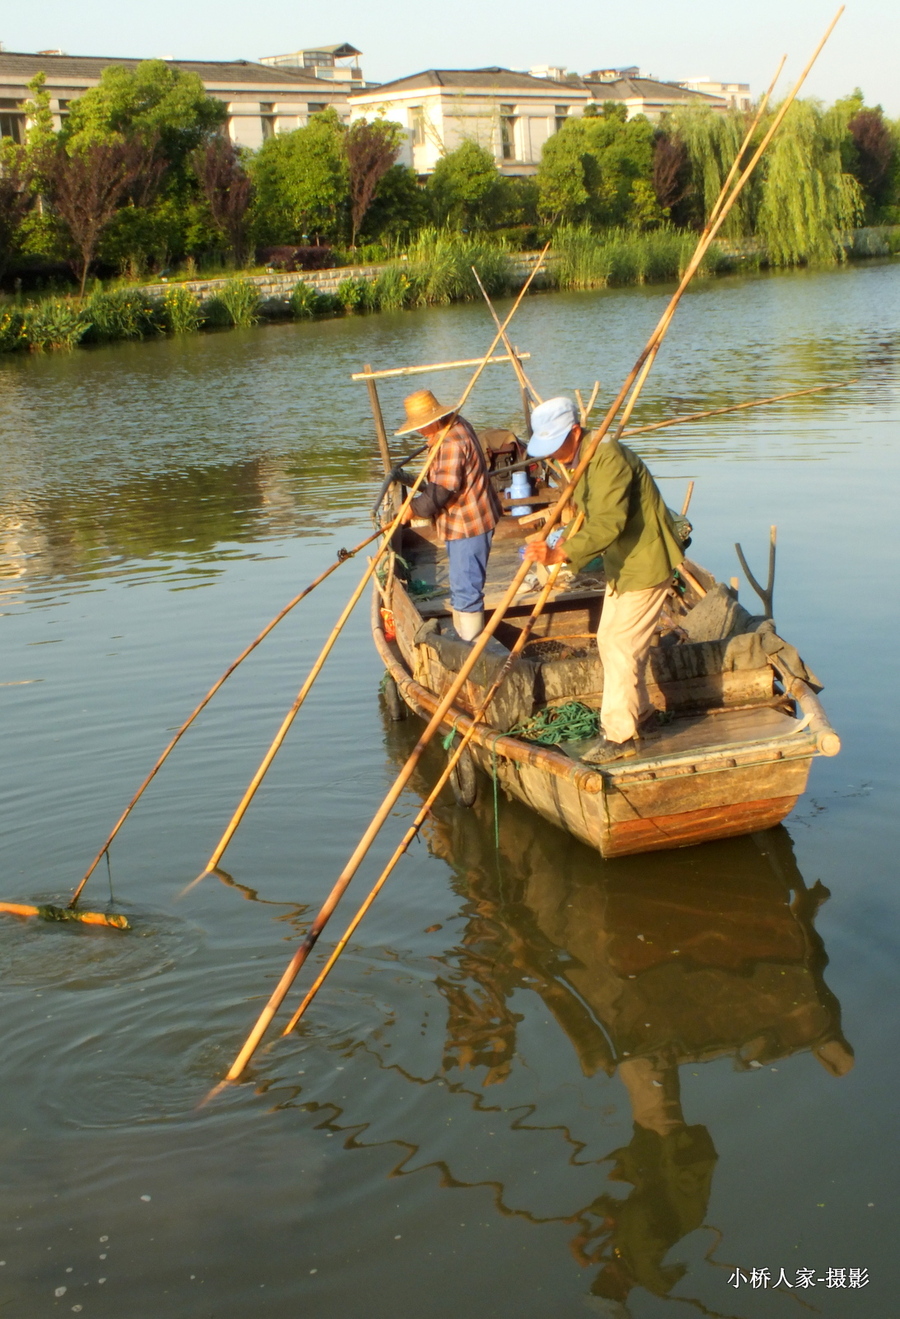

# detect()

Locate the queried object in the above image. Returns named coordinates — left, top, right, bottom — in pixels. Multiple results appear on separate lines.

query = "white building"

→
left=259, top=42, right=365, bottom=88
left=0, top=49, right=356, bottom=150
left=679, top=77, right=752, bottom=112
left=349, top=67, right=590, bottom=177
left=581, top=73, right=729, bottom=121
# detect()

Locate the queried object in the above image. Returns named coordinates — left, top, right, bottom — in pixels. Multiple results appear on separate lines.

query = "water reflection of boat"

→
left=385, top=719, right=852, bottom=1311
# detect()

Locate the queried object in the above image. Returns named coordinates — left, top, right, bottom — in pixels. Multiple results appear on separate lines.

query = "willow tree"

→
left=756, top=100, right=862, bottom=265
left=668, top=107, right=756, bottom=235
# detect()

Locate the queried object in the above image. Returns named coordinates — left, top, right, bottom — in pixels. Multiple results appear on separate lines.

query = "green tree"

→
left=536, top=108, right=656, bottom=228
left=62, top=60, right=225, bottom=180
left=251, top=108, right=348, bottom=243
left=756, top=99, right=862, bottom=265
left=667, top=107, right=756, bottom=235
left=360, top=164, right=428, bottom=243
left=427, top=140, right=504, bottom=230
left=0, top=141, right=35, bottom=280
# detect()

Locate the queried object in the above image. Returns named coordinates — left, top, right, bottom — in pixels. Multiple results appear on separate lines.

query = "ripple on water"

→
left=0, top=898, right=203, bottom=990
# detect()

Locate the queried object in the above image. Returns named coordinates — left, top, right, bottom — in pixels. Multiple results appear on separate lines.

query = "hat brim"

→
left=394, top=407, right=454, bottom=436
left=526, top=431, right=567, bottom=459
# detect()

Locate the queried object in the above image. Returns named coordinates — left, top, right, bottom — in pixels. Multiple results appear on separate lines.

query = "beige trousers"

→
left=596, top=580, right=670, bottom=743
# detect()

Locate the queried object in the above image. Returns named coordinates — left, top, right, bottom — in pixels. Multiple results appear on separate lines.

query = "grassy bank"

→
left=2, top=227, right=897, bottom=355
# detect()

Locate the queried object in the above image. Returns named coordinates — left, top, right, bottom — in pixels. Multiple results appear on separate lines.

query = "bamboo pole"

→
left=681, top=481, right=695, bottom=517
left=362, top=364, right=393, bottom=477
left=69, top=526, right=384, bottom=908
left=191, top=245, right=553, bottom=887
left=621, top=380, right=856, bottom=442
left=471, top=268, right=543, bottom=405
left=350, top=354, right=530, bottom=382
left=608, top=50, right=795, bottom=443
left=215, top=18, right=842, bottom=1083
left=281, top=523, right=584, bottom=1036
left=580, top=381, right=600, bottom=427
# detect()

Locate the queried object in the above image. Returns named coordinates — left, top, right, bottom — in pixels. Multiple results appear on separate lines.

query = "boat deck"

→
left=564, top=705, right=804, bottom=768
left=412, top=536, right=604, bottom=617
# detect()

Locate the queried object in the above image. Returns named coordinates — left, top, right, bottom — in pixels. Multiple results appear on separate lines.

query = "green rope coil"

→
left=508, top=701, right=600, bottom=746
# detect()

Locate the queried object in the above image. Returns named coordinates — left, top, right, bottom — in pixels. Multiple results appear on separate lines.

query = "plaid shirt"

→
left=416, top=416, right=502, bottom=541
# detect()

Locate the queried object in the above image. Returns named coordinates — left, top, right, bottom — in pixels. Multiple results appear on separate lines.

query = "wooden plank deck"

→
left=412, top=537, right=605, bottom=617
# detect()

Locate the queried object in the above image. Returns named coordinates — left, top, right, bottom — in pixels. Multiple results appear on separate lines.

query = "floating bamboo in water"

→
left=0, top=902, right=129, bottom=930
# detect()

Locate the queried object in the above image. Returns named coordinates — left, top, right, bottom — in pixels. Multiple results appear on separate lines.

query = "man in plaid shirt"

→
left=396, top=389, right=502, bottom=640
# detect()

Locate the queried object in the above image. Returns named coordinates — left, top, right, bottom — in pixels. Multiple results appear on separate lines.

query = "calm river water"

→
left=1, top=262, right=898, bottom=1319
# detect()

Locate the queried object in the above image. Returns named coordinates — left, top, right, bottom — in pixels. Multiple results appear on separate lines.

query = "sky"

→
left=3, top=0, right=897, bottom=115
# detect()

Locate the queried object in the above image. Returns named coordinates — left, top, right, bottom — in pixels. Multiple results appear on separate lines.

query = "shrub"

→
left=403, top=230, right=513, bottom=304
left=24, top=299, right=91, bottom=351
left=369, top=265, right=419, bottom=312
left=203, top=277, right=260, bottom=327
left=335, top=276, right=370, bottom=311
left=160, top=284, right=202, bottom=333
left=288, top=280, right=319, bottom=317
left=81, top=288, right=161, bottom=342
left=288, top=281, right=341, bottom=317
left=0, top=308, right=28, bottom=353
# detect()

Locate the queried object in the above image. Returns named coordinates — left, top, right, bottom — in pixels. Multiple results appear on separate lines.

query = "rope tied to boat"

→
left=507, top=701, right=600, bottom=746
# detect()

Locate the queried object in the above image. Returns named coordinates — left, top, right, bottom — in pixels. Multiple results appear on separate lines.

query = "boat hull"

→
left=373, top=589, right=817, bottom=859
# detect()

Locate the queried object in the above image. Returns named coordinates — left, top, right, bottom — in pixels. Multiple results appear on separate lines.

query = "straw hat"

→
left=395, top=389, right=456, bottom=435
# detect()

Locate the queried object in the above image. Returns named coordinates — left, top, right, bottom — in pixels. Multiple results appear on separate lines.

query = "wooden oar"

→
left=213, top=14, right=843, bottom=1084
left=189, top=245, right=554, bottom=889
left=70, top=528, right=385, bottom=908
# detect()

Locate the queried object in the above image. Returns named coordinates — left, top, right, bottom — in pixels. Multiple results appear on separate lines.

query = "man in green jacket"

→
left=523, top=396, right=684, bottom=762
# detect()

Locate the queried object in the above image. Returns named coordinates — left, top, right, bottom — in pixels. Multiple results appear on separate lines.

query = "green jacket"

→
left=562, top=440, right=684, bottom=592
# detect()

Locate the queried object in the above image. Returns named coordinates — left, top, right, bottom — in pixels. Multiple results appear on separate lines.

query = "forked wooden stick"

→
left=213, top=12, right=844, bottom=1086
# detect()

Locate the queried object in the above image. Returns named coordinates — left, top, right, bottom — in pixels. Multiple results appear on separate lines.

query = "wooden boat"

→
left=371, top=496, right=840, bottom=862
left=360, top=359, right=840, bottom=860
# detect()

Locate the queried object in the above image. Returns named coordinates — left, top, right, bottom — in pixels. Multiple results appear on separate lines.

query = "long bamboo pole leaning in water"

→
left=280, top=522, right=585, bottom=1035
left=189, top=245, right=554, bottom=888
left=69, top=528, right=386, bottom=908
left=214, top=18, right=844, bottom=1087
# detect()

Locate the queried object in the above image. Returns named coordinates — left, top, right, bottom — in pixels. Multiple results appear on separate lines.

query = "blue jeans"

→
left=446, top=530, right=493, bottom=612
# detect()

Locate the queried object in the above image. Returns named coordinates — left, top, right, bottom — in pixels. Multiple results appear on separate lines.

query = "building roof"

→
left=354, top=66, right=587, bottom=96
left=582, top=75, right=725, bottom=105
left=0, top=50, right=330, bottom=87
left=297, top=43, right=362, bottom=57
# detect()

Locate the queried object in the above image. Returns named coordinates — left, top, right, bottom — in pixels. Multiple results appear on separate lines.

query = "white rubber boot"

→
left=452, top=609, right=484, bottom=641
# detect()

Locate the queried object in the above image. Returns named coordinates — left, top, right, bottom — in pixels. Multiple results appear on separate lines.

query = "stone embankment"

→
left=138, top=252, right=552, bottom=307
